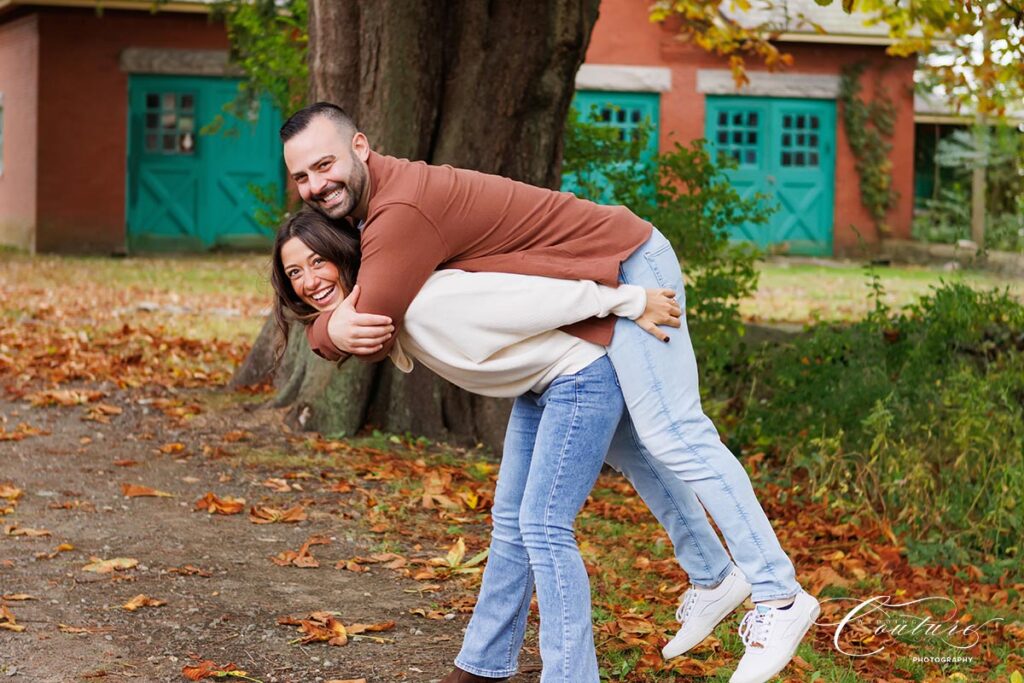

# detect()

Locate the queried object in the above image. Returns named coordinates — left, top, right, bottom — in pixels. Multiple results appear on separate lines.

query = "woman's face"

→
left=280, top=237, right=346, bottom=312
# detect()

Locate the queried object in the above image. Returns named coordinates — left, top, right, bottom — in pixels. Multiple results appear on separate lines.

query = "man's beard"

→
left=308, top=158, right=368, bottom=220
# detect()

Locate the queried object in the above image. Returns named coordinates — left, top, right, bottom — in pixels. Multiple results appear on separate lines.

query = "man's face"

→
left=284, top=116, right=370, bottom=220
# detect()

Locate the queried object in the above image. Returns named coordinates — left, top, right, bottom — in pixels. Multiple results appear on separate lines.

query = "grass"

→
left=0, top=252, right=270, bottom=345
left=742, top=259, right=1024, bottom=324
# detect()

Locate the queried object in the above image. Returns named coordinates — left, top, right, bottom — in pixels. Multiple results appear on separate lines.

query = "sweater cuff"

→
left=306, top=311, right=347, bottom=362
left=598, top=284, right=647, bottom=320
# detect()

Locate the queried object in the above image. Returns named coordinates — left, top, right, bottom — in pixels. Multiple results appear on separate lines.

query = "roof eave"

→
left=774, top=31, right=903, bottom=47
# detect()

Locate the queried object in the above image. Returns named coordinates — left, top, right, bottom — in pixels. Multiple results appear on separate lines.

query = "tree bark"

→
left=232, top=0, right=601, bottom=452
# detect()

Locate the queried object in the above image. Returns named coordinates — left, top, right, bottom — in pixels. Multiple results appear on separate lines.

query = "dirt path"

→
left=0, top=389, right=541, bottom=683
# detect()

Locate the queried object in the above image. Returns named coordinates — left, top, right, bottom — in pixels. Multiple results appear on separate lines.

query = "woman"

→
left=271, top=210, right=680, bottom=683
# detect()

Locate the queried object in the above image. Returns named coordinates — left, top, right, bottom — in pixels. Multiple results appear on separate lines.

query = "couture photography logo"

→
left=816, top=595, right=1005, bottom=661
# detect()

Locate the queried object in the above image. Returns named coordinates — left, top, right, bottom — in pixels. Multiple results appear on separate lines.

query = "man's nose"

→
left=308, top=173, right=328, bottom=196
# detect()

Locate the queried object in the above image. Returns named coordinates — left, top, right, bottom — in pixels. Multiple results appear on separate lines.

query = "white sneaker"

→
left=729, top=591, right=820, bottom=683
left=662, top=566, right=752, bottom=660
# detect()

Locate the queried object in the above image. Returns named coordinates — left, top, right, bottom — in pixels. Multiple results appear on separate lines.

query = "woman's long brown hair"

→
left=270, top=210, right=361, bottom=365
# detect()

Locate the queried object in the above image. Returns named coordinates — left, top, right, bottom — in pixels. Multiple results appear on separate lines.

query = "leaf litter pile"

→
left=1, top=254, right=1021, bottom=682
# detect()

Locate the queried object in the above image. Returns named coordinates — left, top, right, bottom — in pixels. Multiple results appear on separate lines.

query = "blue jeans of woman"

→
left=455, top=356, right=623, bottom=683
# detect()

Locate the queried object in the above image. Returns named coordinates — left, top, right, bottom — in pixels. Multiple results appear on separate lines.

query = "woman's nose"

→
left=301, top=270, right=319, bottom=293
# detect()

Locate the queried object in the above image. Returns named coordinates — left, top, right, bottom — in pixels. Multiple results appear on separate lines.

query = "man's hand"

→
left=636, top=288, right=682, bottom=342
left=326, top=285, right=395, bottom=355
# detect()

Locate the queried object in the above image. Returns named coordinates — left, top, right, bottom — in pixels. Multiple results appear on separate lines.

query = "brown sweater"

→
left=308, top=150, right=652, bottom=362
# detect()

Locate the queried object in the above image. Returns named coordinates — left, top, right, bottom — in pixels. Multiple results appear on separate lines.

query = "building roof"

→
left=915, top=91, right=1024, bottom=125
left=724, top=0, right=900, bottom=46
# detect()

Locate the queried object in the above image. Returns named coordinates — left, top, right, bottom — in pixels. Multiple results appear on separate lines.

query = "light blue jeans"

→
left=456, top=356, right=623, bottom=683
left=606, top=227, right=799, bottom=602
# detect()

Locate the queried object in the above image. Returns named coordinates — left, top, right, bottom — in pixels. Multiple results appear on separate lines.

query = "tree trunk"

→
left=231, top=0, right=601, bottom=453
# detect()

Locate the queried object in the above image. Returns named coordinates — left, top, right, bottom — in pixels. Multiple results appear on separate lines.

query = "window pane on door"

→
left=712, top=108, right=760, bottom=167
left=780, top=110, right=820, bottom=168
left=143, top=91, right=198, bottom=156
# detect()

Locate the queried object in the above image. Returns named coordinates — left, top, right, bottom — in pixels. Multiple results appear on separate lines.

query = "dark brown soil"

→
left=0, top=389, right=542, bottom=683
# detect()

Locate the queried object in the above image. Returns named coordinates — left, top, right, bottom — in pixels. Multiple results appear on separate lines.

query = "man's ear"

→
left=351, top=132, right=371, bottom=162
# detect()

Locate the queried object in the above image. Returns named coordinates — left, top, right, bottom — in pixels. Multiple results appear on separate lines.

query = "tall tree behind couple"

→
left=233, top=0, right=602, bottom=451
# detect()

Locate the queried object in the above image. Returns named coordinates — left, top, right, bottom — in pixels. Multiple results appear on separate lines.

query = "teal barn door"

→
left=561, top=90, right=660, bottom=200
left=706, top=96, right=835, bottom=255
left=126, top=75, right=282, bottom=252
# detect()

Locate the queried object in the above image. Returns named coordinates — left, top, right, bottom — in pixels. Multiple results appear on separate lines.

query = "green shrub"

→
left=563, top=107, right=773, bottom=372
left=732, top=278, right=1024, bottom=568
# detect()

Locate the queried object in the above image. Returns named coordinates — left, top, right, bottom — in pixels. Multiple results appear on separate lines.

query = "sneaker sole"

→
left=661, top=580, right=752, bottom=660
left=729, top=599, right=821, bottom=683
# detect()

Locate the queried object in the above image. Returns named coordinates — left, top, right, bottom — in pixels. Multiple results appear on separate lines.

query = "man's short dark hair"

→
left=280, top=102, right=358, bottom=142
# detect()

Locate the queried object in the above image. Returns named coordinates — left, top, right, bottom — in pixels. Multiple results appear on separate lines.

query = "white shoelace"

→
left=738, top=608, right=775, bottom=648
left=675, top=589, right=700, bottom=624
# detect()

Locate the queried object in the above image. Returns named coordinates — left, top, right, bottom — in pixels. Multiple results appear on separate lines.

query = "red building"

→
left=577, top=0, right=916, bottom=255
left=1, top=0, right=916, bottom=255
left=0, top=0, right=281, bottom=253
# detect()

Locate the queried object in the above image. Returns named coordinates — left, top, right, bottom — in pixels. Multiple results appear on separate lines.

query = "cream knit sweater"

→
left=387, top=270, right=646, bottom=397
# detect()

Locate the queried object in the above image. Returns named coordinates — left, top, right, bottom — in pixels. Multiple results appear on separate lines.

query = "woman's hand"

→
left=636, top=288, right=682, bottom=342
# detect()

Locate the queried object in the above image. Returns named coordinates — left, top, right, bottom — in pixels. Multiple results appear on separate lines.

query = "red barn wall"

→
left=0, top=14, right=40, bottom=250
left=33, top=7, right=228, bottom=253
left=585, top=0, right=916, bottom=253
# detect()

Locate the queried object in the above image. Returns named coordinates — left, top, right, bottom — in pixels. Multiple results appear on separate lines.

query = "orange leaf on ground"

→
left=58, top=623, right=114, bottom=634
left=158, top=442, right=186, bottom=454
left=249, top=505, right=307, bottom=524
left=0, top=483, right=23, bottom=500
left=122, top=594, right=167, bottom=611
left=0, top=605, right=25, bottom=632
left=112, top=459, right=138, bottom=467
left=327, top=679, right=367, bottom=683
left=271, top=535, right=330, bottom=568
left=181, top=660, right=246, bottom=680
left=122, top=483, right=173, bottom=498
left=26, top=389, right=104, bottom=406
left=221, top=430, right=251, bottom=442
left=0, top=423, right=49, bottom=441
left=35, top=542, right=74, bottom=561
left=193, top=492, right=245, bottom=515
left=82, top=557, right=138, bottom=573
left=262, top=477, right=292, bottom=492
left=1, top=594, right=35, bottom=601
left=279, top=611, right=395, bottom=646
left=167, top=564, right=212, bottom=577
left=4, top=524, right=51, bottom=537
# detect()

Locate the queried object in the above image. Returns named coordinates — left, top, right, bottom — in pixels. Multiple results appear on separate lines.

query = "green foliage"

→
left=732, top=278, right=1024, bottom=566
left=914, top=126, right=1024, bottom=253
left=563, top=106, right=772, bottom=371
left=913, top=185, right=1024, bottom=253
left=206, top=0, right=309, bottom=230
left=839, top=63, right=899, bottom=235
left=211, top=0, right=308, bottom=121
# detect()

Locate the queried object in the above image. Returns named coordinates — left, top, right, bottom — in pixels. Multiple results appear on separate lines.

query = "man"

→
left=281, top=102, right=818, bottom=683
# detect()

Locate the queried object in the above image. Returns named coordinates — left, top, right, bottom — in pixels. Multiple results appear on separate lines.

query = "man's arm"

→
left=312, top=203, right=449, bottom=363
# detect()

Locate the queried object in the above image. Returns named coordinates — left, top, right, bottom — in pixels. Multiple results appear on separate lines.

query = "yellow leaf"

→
left=122, top=594, right=167, bottom=611
left=121, top=484, right=173, bottom=498
left=445, top=538, right=467, bottom=567
left=82, top=557, right=138, bottom=573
